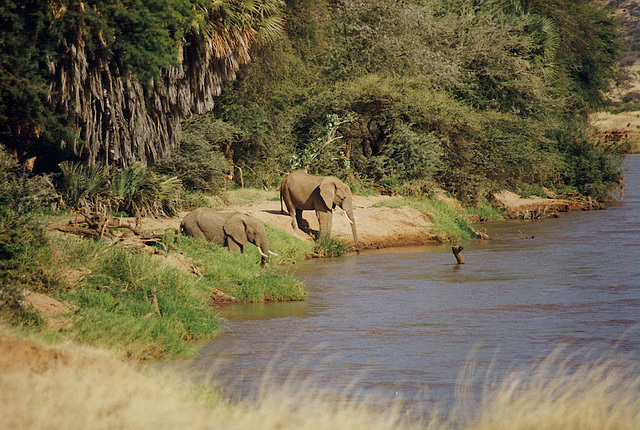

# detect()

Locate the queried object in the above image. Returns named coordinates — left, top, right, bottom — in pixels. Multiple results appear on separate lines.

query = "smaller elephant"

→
left=180, top=208, right=273, bottom=266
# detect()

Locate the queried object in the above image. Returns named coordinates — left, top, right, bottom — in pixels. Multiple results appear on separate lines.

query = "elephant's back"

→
left=281, top=170, right=321, bottom=208
left=183, top=208, right=231, bottom=244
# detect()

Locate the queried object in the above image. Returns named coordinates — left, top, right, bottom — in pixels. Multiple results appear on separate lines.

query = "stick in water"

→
left=452, top=246, right=464, bottom=264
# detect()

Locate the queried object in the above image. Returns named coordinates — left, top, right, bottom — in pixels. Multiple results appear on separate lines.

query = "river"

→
left=180, top=155, right=640, bottom=413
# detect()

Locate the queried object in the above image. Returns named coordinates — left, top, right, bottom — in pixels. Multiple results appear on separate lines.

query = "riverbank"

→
left=27, top=189, right=599, bottom=332
left=107, top=189, right=598, bottom=253
left=6, top=186, right=590, bottom=362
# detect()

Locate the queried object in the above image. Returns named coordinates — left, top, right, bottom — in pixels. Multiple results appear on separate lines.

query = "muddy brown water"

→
left=176, top=155, right=640, bottom=414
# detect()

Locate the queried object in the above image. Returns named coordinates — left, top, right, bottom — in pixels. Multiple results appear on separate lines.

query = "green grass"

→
left=51, top=236, right=221, bottom=360
left=375, top=195, right=503, bottom=242
left=467, top=197, right=505, bottom=222
left=21, top=204, right=312, bottom=360
left=10, top=218, right=309, bottom=361
left=265, top=224, right=314, bottom=265
left=313, top=236, right=350, bottom=257
left=225, top=188, right=279, bottom=206
left=173, top=235, right=307, bottom=303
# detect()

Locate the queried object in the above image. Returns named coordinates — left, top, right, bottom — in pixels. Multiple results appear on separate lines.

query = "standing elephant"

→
left=280, top=170, right=359, bottom=250
left=180, top=208, right=272, bottom=266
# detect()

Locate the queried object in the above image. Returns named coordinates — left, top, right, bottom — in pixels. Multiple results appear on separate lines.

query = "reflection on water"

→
left=181, top=156, right=640, bottom=413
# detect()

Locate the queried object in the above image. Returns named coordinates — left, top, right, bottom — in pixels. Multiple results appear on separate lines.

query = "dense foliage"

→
left=0, top=0, right=627, bottom=201
left=0, top=0, right=284, bottom=168
left=152, top=116, right=235, bottom=193
left=0, top=149, right=52, bottom=325
left=205, top=0, right=624, bottom=202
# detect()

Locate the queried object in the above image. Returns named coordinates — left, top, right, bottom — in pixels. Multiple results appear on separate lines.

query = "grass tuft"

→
left=313, top=236, right=350, bottom=257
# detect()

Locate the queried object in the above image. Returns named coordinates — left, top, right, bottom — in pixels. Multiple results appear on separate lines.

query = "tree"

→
left=0, top=0, right=285, bottom=169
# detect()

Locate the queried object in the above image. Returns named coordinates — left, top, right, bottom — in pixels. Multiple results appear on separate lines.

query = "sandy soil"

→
left=136, top=191, right=590, bottom=248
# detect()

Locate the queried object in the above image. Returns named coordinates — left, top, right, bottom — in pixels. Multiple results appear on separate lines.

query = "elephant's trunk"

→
left=347, top=209, right=359, bottom=252
left=256, top=240, right=270, bottom=267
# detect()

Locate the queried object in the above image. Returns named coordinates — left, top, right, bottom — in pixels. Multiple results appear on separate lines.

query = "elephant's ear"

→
left=319, top=180, right=336, bottom=210
left=224, top=215, right=247, bottom=246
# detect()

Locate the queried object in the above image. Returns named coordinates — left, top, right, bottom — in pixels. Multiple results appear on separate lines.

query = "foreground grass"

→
left=2, top=327, right=638, bottom=430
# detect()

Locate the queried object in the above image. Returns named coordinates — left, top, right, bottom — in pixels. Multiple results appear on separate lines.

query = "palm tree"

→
left=2, top=0, right=284, bottom=169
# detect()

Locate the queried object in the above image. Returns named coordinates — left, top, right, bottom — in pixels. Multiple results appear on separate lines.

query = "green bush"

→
left=58, top=162, right=110, bottom=211
left=313, top=237, right=350, bottom=258
left=57, top=162, right=182, bottom=216
left=0, top=149, right=52, bottom=326
left=153, top=117, right=234, bottom=193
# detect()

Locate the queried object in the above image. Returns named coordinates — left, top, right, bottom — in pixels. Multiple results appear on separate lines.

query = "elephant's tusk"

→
left=258, top=248, right=269, bottom=258
left=343, top=211, right=354, bottom=225
left=269, top=251, right=278, bottom=256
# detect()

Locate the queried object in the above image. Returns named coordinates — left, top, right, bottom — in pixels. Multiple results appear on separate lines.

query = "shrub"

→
left=0, top=148, right=51, bottom=326
left=313, top=236, right=350, bottom=258
left=57, top=162, right=182, bottom=217
left=58, top=162, right=110, bottom=211
left=153, top=117, right=234, bottom=193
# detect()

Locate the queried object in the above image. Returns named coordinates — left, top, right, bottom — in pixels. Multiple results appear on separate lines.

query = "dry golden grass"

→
left=2, top=327, right=639, bottom=430
left=457, top=350, right=640, bottom=430
left=590, top=110, right=640, bottom=133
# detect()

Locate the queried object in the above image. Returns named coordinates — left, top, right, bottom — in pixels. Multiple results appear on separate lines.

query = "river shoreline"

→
left=29, top=187, right=608, bottom=326
left=92, top=188, right=605, bottom=254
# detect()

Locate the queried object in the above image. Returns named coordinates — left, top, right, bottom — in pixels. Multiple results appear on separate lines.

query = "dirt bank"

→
left=491, top=191, right=598, bottom=220
left=135, top=191, right=596, bottom=250
left=52, top=191, right=598, bottom=255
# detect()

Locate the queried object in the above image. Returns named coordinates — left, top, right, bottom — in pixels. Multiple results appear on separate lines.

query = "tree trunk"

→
left=46, top=32, right=253, bottom=167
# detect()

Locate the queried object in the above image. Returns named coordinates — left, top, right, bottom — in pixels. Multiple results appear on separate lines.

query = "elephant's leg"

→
left=192, top=229, right=208, bottom=240
left=295, top=209, right=310, bottom=233
left=184, top=222, right=208, bottom=240
left=290, top=212, right=299, bottom=230
left=281, top=190, right=298, bottom=229
left=226, top=238, right=244, bottom=253
left=316, top=210, right=332, bottom=239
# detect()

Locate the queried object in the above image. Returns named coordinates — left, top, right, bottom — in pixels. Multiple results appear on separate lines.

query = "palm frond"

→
left=110, top=164, right=161, bottom=217
left=58, top=161, right=109, bottom=211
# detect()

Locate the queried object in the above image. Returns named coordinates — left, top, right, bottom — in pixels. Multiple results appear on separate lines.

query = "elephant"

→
left=180, top=208, right=273, bottom=266
left=280, top=170, right=359, bottom=250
